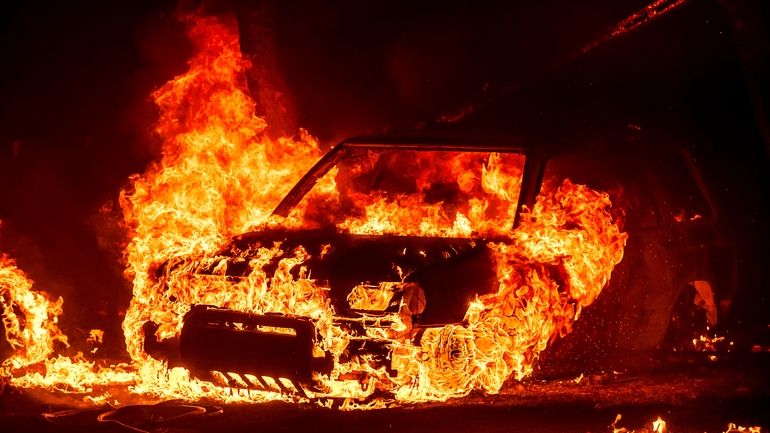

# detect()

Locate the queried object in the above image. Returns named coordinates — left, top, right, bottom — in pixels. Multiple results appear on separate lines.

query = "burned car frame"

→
left=141, top=134, right=723, bottom=401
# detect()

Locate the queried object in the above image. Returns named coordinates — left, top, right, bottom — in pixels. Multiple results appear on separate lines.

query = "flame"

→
left=87, top=329, right=104, bottom=345
left=0, top=255, right=67, bottom=374
left=724, top=424, right=763, bottom=433
left=2, top=14, right=629, bottom=406
left=119, top=15, right=323, bottom=362
left=693, top=333, right=728, bottom=352
left=612, top=415, right=762, bottom=433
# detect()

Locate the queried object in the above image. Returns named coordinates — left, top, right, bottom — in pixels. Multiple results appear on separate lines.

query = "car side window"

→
left=653, top=151, right=712, bottom=223
left=542, top=152, right=661, bottom=231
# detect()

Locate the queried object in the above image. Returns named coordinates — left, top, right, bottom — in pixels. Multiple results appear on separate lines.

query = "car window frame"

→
left=271, top=135, right=543, bottom=230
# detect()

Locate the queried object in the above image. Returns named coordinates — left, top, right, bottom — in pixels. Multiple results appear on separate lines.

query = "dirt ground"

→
left=1, top=354, right=768, bottom=433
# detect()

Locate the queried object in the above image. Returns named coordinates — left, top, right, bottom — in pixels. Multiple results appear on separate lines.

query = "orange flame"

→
left=119, top=15, right=323, bottom=361
left=0, top=254, right=67, bottom=374
left=2, top=14, right=628, bottom=406
left=612, top=415, right=762, bottom=433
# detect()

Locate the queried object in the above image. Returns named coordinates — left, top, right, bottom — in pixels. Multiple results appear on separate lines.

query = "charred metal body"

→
left=144, top=229, right=498, bottom=389
left=142, top=135, right=736, bottom=387
left=179, top=305, right=330, bottom=396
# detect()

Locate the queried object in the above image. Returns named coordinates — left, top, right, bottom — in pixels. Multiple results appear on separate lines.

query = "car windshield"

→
left=285, top=148, right=526, bottom=237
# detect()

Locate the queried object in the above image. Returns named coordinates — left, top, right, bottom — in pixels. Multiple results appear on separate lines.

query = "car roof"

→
left=336, top=132, right=530, bottom=154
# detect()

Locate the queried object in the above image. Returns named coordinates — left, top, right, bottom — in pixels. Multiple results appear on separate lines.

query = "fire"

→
left=2, top=14, right=628, bottom=406
left=612, top=415, right=762, bottom=433
left=693, top=332, right=730, bottom=352
left=725, top=424, right=763, bottom=433
left=119, top=15, right=323, bottom=362
left=0, top=254, right=67, bottom=374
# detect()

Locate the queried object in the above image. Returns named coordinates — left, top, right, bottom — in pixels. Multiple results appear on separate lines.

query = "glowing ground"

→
left=1, top=354, right=767, bottom=433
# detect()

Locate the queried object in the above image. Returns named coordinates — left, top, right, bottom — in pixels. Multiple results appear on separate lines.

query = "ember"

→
left=611, top=415, right=762, bottom=433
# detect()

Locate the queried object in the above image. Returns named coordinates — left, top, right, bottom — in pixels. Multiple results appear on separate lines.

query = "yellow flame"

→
left=2, top=14, right=629, bottom=406
left=0, top=255, right=67, bottom=375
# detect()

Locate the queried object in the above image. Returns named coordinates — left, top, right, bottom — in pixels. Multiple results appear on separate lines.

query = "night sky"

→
left=1, top=0, right=768, bottom=352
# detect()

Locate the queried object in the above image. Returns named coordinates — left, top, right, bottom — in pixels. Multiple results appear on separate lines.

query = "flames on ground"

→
left=611, top=414, right=762, bottom=433
left=1, top=15, right=628, bottom=406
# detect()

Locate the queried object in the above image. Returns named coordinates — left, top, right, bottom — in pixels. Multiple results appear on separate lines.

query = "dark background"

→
left=0, top=0, right=768, bottom=354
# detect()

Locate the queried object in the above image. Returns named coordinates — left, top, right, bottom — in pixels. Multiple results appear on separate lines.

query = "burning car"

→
left=140, top=134, right=628, bottom=402
left=2, top=12, right=763, bottom=431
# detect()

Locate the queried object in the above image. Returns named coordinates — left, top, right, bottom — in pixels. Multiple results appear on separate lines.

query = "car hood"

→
left=161, top=228, right=499, bottom=323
